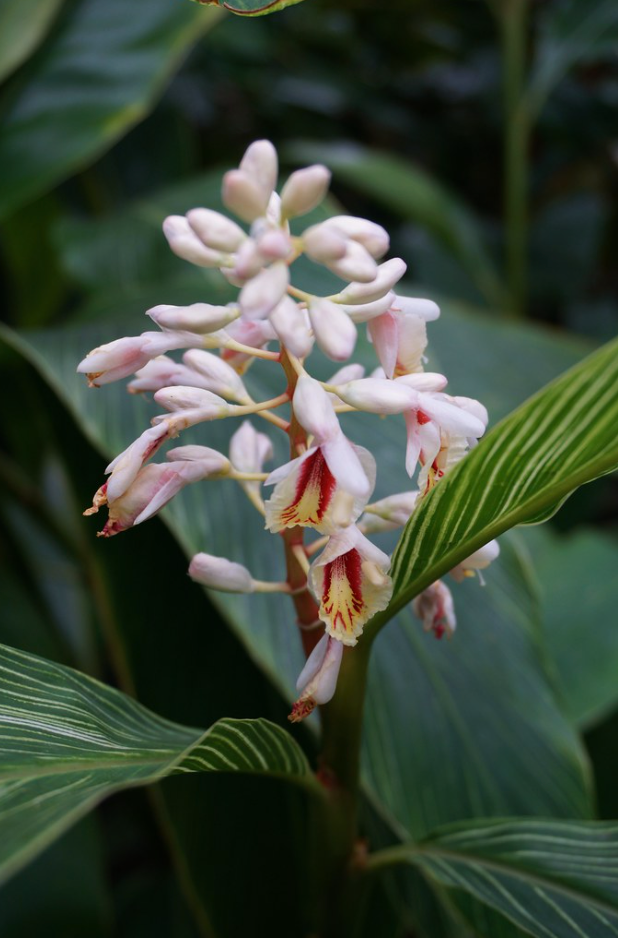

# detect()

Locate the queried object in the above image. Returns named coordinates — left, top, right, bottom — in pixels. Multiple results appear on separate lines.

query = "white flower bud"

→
left=341, top=292, right=395, bottom=323
left=239, top=261, right=289, bottom=320
left=76, top=331, right=201, bottom=387
left=302, top=224, right=348, bottom=262
left=162, top=216, right=226, bottom=268
left=393, top=295, right=440, bottom=321
left=322, top=216, right=390, bottom=259
left=335, top=258, right=407, bottom=304
left=394, top=372, right=448, bottom=392
left=326, top=241, right=378, bottom=284
left=182, top=350, right=249, bottom=402
left=146, top=303, right=239, bottom=334
left=269, top=296, right=314, bottom=359
left=186, top=208, right=246, bottom=252
left=189, top=553, right=256, bottom=593
left=153, top=386, right=231, bottom=417
left=229, top=421, right=273, bottom=475
left=239, top=140, right=278, bottom=203
left=280, top=165, right=331, bottom=219
left=289, top=634, right=344, bottom=721
left=166, top=445, right=231, bottom=476
left=104, top=423, right=171, bottom=503
left=333, top=377, right=416, bottom=415
left=256, top=228, right=292, bottom=262
left=222, top=170, right=269, bottom=223
left=450, top=540, right=500, bottom=583
left=308, top=299, right=357, bottom=362
left=128, top=356, right=215, bottom=395
left=361, top=491, right=420, bottom=533
left=293, top=376, right=341, bottom=441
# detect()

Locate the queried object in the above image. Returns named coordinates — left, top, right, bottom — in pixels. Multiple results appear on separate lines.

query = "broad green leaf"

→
left=528, top=0, right=618, bottom=117
left=286, top=141, right=507, bottom=310
left=0, top=641, right=317, bottom=884
left=364, top=537, right=591, bottom=842
left=195, top=0, right=306, bottom=13
left=0, top=0, right=64, bottom=84
left=387, top=337, right=618, bottom=618
left=0, top=817, right=112, bottom=938
left=522, top=526, right=618, bottom=729
left=378, top=818, right=618, bottom=938
left=0, top=0, right=222, bottom=220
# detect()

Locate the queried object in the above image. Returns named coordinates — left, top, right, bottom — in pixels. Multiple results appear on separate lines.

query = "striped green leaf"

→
left=374, top=819, right=618, bottom=938
left=0, top=642, right=317, bottom=885
left=385, top=337, right=618, bottom=622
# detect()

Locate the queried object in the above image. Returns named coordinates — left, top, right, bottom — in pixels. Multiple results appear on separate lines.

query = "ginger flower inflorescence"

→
left=77, top=140, right=499, bottom=719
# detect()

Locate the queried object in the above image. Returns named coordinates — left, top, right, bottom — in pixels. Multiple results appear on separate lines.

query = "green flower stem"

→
left=499, top=0, right=531, bottom=317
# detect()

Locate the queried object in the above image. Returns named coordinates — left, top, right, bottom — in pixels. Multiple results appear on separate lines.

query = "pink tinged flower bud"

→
left=453, top=396, right=489, bottom=432
left=450, top=540, right=500, bottom=584
left=269, top=296, right=314, bottom=359
left=186, top=208, right=246, bottom=252
left=256, top=228, right=293, bottom=262
left=153, top=385, right=232, bottom=416
left=394, top=372, right=448, bottom=392
left=239, top=262, right=289, bottom=320
left=392, top=295, right=440, bottom=322
left=77, top=332, right=200, bottom=388
left=182, top=350, right=250, bottom=402
left=128, top=357, right=218, bottom=396
left=104, top=423, right=171, bottom=503
left=280, top=165, right=331, bottom=219
left=367, top=311, right=399, bottom=379
left=289, top=634, right=344, bottom=722
left=326, top=241, right=378, bottom=284
left=341, top=292, right=396, bottom=324
left=334, top=258, right=406, bottom=305
left=308, top=299, right=357, bottom=362
left=189, top=553, right=256, bottom=593
left=239, top=139, right=278, bottom=204
left=309, top=526, right=392, bottom=645
left=302, top=224, right=348, bottom=263
left=222, top=170, right=269, bottom=224
left=361, top=491, right=420, bottom=533
left=146, top=303, right=240, bottom=335
left=292, top=376, right=341, bottom=442
left=413, top=580, right=456, bottom=640
left=333, top=377, right=416, bottom=415
left=393, top=314, right=428, bottom=377
left=264, top=442, right=375, bottom=534
left=230, top=420, right=273, bottom=475
left=221, top=319, right=277, bottom=373
left=322, top=215, right=390, bottom=259
left=163, top=216, right=227, bottom=268
left=416, top=393, right=486, bottom=438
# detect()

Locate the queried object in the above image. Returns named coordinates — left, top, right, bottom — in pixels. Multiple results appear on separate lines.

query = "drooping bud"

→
left=280, top=165, right=331, bottom=219
left=104, top=423, right=172, bottom=503
left=308, top=299, right=357, bottom=362
left=189, top=553, right=256, bottom=593
left=289, top=634, right=344, bottom=722
left=269, top=296, right=314, bottom=359
left=413, top=581, right=456, bottom=639
left=146, top=303, right=239, bottom=335
left=450, top=540, right=500, bottom=584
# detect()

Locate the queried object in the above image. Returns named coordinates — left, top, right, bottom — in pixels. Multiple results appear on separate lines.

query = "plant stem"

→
left=500, top=0, right=531, bottom=317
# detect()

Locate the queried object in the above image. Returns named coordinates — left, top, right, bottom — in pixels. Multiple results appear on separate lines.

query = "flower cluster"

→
left=78, top=141, right=499, bottom=720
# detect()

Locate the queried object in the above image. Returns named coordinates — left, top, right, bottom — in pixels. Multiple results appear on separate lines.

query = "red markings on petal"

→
left=280, top=448, right=336, bottom=527
left=321, top=548, right=365, bottom=638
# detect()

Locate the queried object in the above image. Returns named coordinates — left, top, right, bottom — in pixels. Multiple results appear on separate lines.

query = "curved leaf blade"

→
left=387, top=337, right=618, bottom=618
left=0, top=0, right=64, bottom=84
left=0, top=0, right=221, bottom=220
left=0, top=642, right=316, bottom=885
left=388, top=819, right=618, bottom=938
